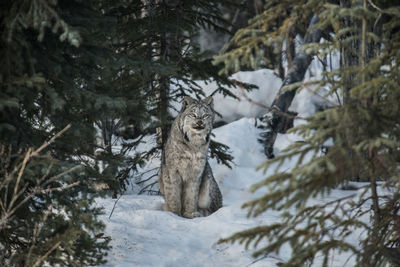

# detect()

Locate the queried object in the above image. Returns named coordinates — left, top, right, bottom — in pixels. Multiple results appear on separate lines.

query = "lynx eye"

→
left=189, top=113, right=197, bottom=118
left=202, top=114, right=210, bottom=119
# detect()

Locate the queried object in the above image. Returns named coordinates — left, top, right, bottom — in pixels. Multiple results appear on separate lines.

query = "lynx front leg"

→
left=163, top=174, right=183, bottom=216
left=182, top=180, right=202, bottom=219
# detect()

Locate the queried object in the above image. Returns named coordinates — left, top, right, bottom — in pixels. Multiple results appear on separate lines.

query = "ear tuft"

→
left=181, top=96, right=195, bottom=112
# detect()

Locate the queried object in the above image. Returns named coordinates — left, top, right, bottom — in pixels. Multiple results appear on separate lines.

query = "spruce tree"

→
left=0, top=0, right=146, bottom=194
left=0, top=0, right=116, bottom=264
left=0, top=129, right=110, bottom=266
left=101, top=0, right=244, bottom=193
left=217, top=0, right=400, bottom=266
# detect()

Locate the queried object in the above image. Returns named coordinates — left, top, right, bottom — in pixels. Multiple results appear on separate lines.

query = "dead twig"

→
left=32, top=124, right=71, bottom=156
left=32, top=241, right=61, bottom=267
left=109, top=193, right=123, bottom=219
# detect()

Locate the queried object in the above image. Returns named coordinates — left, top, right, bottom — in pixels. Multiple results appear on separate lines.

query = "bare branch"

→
left=32, top=124, right=71, bottom=156
left=32, top=241, right=61, bottom=267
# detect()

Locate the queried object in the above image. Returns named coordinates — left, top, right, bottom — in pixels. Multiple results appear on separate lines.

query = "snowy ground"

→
left=95, top=69, right=359, bottom=267
left=96, top=118, right=278, bottom=266
left=95, top=118, right=363, bottom=267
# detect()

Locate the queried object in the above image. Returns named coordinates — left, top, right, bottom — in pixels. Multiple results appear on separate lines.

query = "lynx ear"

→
left=203, top=96, right=214, bottom=109
left=181, top=96, right=195, bottom=112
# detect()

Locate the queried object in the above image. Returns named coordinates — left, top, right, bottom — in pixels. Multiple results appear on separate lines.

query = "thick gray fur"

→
left=159, top=96, right=223, bottom=218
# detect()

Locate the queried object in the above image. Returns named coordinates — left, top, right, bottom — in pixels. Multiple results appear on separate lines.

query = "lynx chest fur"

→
left=159, top=96, right=222, bottom=218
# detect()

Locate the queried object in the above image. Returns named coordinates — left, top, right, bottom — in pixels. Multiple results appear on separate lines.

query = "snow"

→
left=96, top=118, right=274, bottom=267
left=198, top=69, right=281, bottom=123
left=171, top=68, right=336, bottom=125
left=96, top=68, right=362, bottom=267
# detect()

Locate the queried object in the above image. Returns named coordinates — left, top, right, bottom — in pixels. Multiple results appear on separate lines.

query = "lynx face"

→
left=180, top=97, right=214, bottom=145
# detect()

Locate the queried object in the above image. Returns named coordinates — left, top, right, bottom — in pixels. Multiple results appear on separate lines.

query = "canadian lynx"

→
left=159, top=96, right=222, bottom=218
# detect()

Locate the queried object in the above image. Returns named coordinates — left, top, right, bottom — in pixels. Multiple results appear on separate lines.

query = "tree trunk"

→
left=156, top=1, right=180, bottom=149
left=340, top=0, right=359, bottom=103
left=261, top=14, right=323, bottom=158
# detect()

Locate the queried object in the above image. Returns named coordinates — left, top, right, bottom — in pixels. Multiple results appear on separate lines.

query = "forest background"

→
left=1, top=0, right=400, bottom=266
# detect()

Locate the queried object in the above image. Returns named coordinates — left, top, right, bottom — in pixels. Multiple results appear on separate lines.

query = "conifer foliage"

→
left=101, top=0, right=238, bottom=193
left=0, top=0, right=113, bottom=265
left=218, top=0, right=400, bottom=266
left=0, top=127, right=109, bottom=266
left=1, top=0, right=239, bottom=264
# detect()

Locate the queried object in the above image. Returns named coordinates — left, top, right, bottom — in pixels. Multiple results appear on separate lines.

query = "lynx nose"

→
left=194, top=120, right=204, bottom=129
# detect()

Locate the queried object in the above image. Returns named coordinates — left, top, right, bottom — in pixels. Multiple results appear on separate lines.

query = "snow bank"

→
left=97, top=67, right=356, bottom=267
left=97, top=116, right=366, bottom=267
left=198, top=69, right=281, bottom=122
left=96, top=118, right=288, bottom=266
left=172, top=67, right=338, bottom=125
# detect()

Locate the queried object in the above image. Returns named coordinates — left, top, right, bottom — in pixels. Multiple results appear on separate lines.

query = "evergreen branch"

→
left=33, top=124, right=71, bottom=156
left=32, top=241, right=62, bottom=267
left=245, top=254, right=269, bottom=267
left=13, top=147, right=31, bottom=197
left=135, top=173, right=158, bottom=185
left=217, top=0, right=400, bottom=265
left=0, top=125, right=77, bottom=229
left=1, top=179, right=80, bottom=231
left=367, top=0, right=383, bottom=13
left=33, top=180, right=80, bottom=194
left=139, top=180, right=159, bottom=194
left=26, top=204, right=53, bottom=264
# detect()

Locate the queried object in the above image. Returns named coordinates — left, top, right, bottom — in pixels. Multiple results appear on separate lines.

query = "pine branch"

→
left=32, top=124, right=71, bottom=156
left=32, top=241, right=61, bottom=267
left=0, top=125, right=78, bottom=230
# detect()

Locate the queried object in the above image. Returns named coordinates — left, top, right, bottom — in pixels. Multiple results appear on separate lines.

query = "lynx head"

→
left=179, top=96, right=214, bottom=145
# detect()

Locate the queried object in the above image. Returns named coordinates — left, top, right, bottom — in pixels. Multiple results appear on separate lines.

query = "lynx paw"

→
left=198, top=208, right=210, bottom=217
left=182, top=211, right=202, bottom=219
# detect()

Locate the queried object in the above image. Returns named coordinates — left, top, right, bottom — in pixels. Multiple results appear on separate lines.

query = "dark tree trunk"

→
left=156, top=30, right=171, bottom=148
left=340, top=0, right=359, bottom=103
left=261, top=14, right=323, bottom=158
left=156, top=1, right=180, bottom=149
